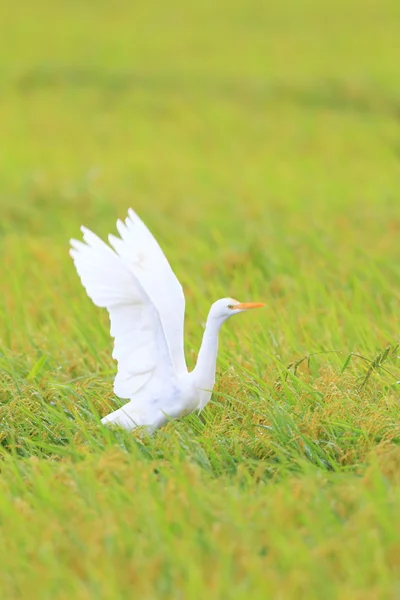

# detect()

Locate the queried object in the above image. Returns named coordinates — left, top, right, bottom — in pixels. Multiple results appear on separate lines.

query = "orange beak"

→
left=234, top=302, right=265, bottom=310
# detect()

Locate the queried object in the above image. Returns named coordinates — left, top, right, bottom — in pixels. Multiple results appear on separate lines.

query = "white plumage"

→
left=70, top=208, right=264, bottom=432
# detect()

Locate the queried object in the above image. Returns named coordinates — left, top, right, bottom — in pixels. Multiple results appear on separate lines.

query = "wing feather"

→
left=106, top=209, right=187, bottom=375
left=70, top=225, right=176, bottom=400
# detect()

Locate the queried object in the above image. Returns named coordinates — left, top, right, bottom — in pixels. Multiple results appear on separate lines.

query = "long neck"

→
left=193, top=316, right=222, bottom=389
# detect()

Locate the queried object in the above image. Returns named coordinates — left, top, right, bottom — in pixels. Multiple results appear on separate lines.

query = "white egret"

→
left=70, top=209, right=264, bottom=432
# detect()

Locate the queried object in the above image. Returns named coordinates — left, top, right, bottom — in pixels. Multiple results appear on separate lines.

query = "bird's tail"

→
left=101, top=403, right=166, bottom=433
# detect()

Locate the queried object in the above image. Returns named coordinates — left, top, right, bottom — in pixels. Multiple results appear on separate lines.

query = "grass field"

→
left=2, top=0, right=400, bottom=597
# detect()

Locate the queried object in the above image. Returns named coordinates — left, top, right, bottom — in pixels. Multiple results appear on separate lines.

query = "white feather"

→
left=70, top=209, right=264, bottom=431
left=107, top=209, right=187, bottom=375
left=70, top=225, right=177, bottom=402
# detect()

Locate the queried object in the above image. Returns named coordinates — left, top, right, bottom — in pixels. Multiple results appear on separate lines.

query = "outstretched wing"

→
left=106, top=209, right=187, bottom=375
left=70, top=227, right=176, bottom=400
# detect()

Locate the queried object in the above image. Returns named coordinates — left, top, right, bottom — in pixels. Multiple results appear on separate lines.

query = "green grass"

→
left=1, top=0, right=400, bottom=597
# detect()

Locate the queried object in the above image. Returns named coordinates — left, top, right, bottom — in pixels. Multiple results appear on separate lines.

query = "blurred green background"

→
left=2, top=0, right=400, bottom=228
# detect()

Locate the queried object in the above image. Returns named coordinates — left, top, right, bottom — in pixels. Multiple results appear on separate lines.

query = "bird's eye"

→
left=227, top=304, right=234, bottom=309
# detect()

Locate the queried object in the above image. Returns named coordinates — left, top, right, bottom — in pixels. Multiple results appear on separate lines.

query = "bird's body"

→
left=70, top=209, right=263, bottom=432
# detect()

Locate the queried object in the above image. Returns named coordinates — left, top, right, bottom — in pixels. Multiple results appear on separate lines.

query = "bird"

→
left=70, top=209, right=264, bottom=432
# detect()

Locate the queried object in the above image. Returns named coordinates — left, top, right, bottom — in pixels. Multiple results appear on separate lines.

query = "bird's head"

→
left=209, top=297, right=265, bottom=322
